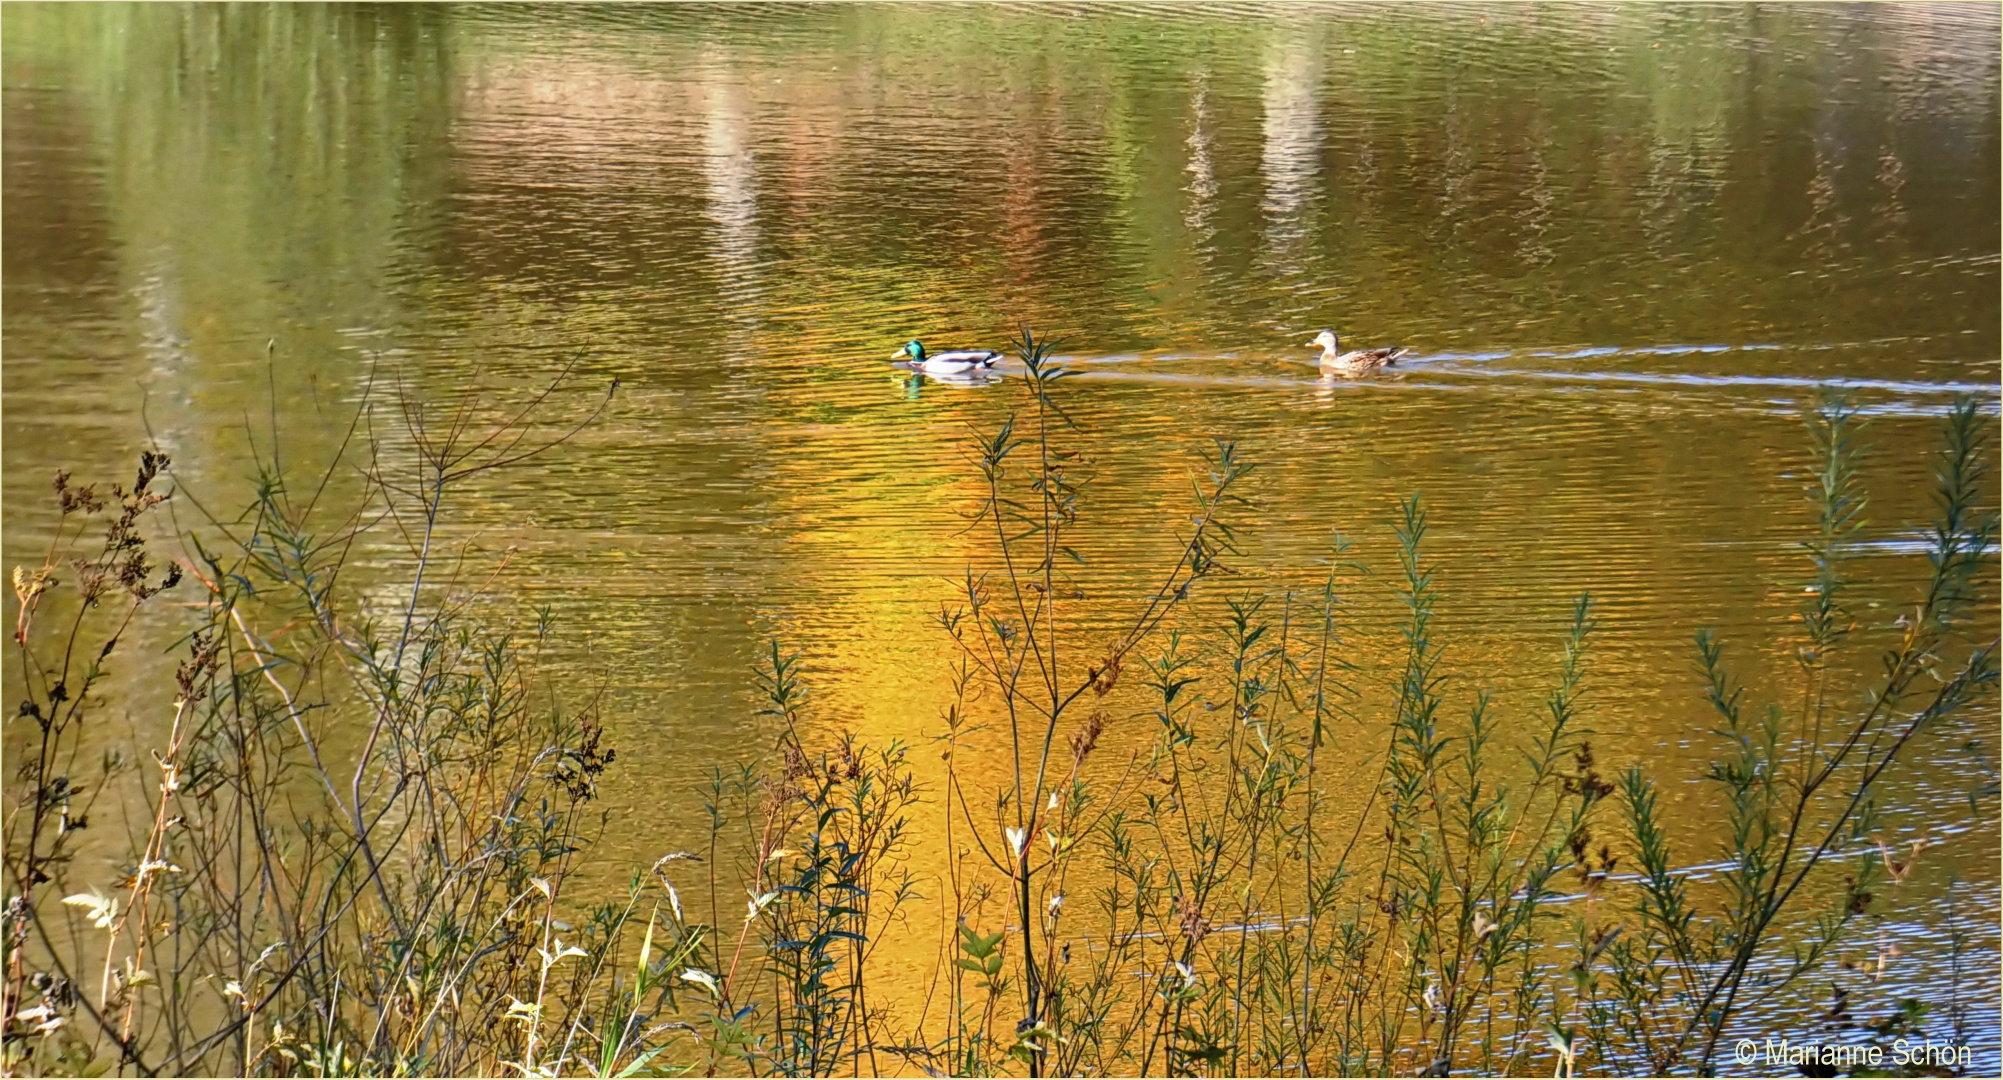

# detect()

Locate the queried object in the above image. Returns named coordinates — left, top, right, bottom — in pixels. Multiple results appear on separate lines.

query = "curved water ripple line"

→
left=966, top=355, right=1996, bottom=404
left=1430, top=365, right=2000, bottom=399
left=1040, top=343, right=1997, bottom=398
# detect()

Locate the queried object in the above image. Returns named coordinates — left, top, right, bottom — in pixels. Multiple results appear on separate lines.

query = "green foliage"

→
left=1588, top=395, right=1999, bottom=1076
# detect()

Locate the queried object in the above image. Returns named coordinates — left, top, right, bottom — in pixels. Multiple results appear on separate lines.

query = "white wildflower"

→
left=536, top=939, right=587, bottom=969
left=134, top=859, right=183, bottom=881
left=61, top=889, right=118, bottom=930
left=744, top=889, right=781, bottom=923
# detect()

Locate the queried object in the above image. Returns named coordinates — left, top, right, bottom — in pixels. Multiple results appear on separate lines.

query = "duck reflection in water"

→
left=895, top=369, right=1004, bottom=398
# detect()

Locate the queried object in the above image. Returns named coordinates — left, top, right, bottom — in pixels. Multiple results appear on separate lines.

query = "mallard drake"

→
left=1306, top=329, right=1408, bottom=376
left=894, top=340, right=1002, bottom=375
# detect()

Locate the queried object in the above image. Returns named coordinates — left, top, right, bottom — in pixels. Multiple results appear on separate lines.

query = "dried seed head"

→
left=1092, top=649, right=1122, bottom=696
left=1069, top=712, right=1105, bottom=766
left=555, top=719, right=617, bottom=799
left=174, top=629, right=223, bottom=705
left=56, top=473, right=103, bottom=516
left=135, top=451, right=169, bottom=494
left=1568, top=825, right=1592, bottom=864
left=117, top=551, right=152, bottom=595
left=1173, top=894, right=1210, bottom=947
left=782, top=741, right=812, bottom=783
left=71, top=560, right=107, bottom=606
left=830, top=739, right=862, bottom=782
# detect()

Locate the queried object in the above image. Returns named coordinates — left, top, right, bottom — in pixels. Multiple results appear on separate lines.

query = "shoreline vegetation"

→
left=3, top=335, right=1996, bottom=1078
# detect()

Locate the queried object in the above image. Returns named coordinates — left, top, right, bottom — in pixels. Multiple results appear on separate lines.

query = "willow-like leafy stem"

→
left=1294, top=541, right=1361, bottom=1075
left=944, top=328, right=1254, bottom=1073
left=1677, top=394, right=1999, bottom=1074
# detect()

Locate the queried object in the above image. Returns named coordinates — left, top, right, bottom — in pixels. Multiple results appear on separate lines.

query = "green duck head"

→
left=893, top=340, right=926, bottom=361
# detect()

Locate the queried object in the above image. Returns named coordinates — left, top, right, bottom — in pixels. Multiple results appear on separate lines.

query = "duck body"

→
left=1306, top=329, right=1407, bottom=376
left=895, top=340, right=1002, bottom=375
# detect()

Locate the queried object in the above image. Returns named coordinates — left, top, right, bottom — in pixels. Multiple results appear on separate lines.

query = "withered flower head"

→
left=1172, top=894, right=1210, bottom=947
left=135, top=451, right=170, bottom=494
left=1069, top=712, right=1105, bottom=766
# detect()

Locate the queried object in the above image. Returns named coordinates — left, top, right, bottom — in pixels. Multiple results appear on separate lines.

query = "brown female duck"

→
left=1306, top=329, right=1409, bottom=377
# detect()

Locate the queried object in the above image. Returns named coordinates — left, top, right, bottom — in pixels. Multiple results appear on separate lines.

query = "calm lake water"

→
left=5, top=3, right=1999, bottom=1070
